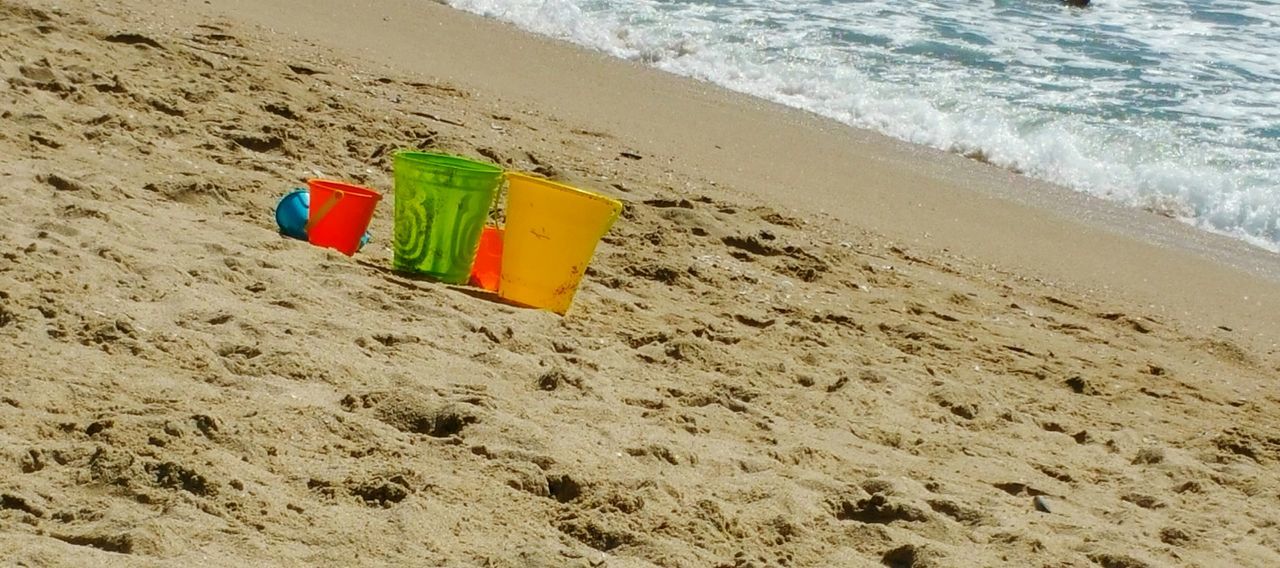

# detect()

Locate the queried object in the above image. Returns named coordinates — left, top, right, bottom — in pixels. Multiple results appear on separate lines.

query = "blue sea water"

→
left=446, top=0, right=1280, bottom=252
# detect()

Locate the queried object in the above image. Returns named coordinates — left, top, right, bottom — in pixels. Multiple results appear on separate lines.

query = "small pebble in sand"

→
left=1033, top=496, right=1052, bottom=513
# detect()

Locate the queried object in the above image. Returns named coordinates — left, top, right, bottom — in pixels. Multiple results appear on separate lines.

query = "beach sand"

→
left=2, top=0, right=1279, bottom=566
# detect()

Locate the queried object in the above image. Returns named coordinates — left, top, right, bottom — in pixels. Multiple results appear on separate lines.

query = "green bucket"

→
left=392, top=151, right=504, bottom=283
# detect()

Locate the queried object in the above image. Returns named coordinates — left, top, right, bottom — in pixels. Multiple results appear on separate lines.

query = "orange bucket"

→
left=468, top=226, right=504, bottom=292
left=306, top=179, right=381, bottom=256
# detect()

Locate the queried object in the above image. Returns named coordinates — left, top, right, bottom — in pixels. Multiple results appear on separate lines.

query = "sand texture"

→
left=2, top=1, right=1279, bottom=567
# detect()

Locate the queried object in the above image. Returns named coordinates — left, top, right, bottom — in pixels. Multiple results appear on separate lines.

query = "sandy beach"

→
left=2, top=0, right=1279, bottom=566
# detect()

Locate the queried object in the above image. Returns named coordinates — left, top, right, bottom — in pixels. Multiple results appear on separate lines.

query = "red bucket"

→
left=306, top=179, right=381, bottom=256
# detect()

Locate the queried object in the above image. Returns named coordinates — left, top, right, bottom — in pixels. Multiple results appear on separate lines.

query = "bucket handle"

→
left=304, top=189, right=343, bottom=233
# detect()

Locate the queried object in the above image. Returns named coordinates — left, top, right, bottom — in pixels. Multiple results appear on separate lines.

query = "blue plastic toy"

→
left=275, top=188, right=371, bottom=250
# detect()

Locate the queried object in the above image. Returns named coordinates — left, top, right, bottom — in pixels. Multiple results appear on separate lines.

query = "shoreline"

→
left=446, top=0, right=1280, bottom=261
left=196, top=0, right=1280, bottom=341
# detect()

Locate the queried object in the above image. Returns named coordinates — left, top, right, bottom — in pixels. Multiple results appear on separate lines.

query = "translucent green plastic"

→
left=392, top=151, right=504, bottom=283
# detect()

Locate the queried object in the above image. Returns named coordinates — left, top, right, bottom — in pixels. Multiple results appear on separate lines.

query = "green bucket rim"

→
left=393, top=151, right=503, bottom=176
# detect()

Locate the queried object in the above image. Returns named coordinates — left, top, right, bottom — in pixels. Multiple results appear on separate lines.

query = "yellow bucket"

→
left=499, top=173, right=623, bottom=315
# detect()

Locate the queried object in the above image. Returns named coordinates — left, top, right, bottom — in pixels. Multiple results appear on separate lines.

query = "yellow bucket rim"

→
left=504, top=172, right=624, bottom=211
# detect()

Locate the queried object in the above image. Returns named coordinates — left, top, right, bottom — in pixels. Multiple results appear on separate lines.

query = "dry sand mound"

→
left=1, top=1, right=1279, bottom=566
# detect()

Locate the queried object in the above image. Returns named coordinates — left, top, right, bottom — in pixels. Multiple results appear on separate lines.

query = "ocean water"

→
left=445, top=0, right=1280, bottom=252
